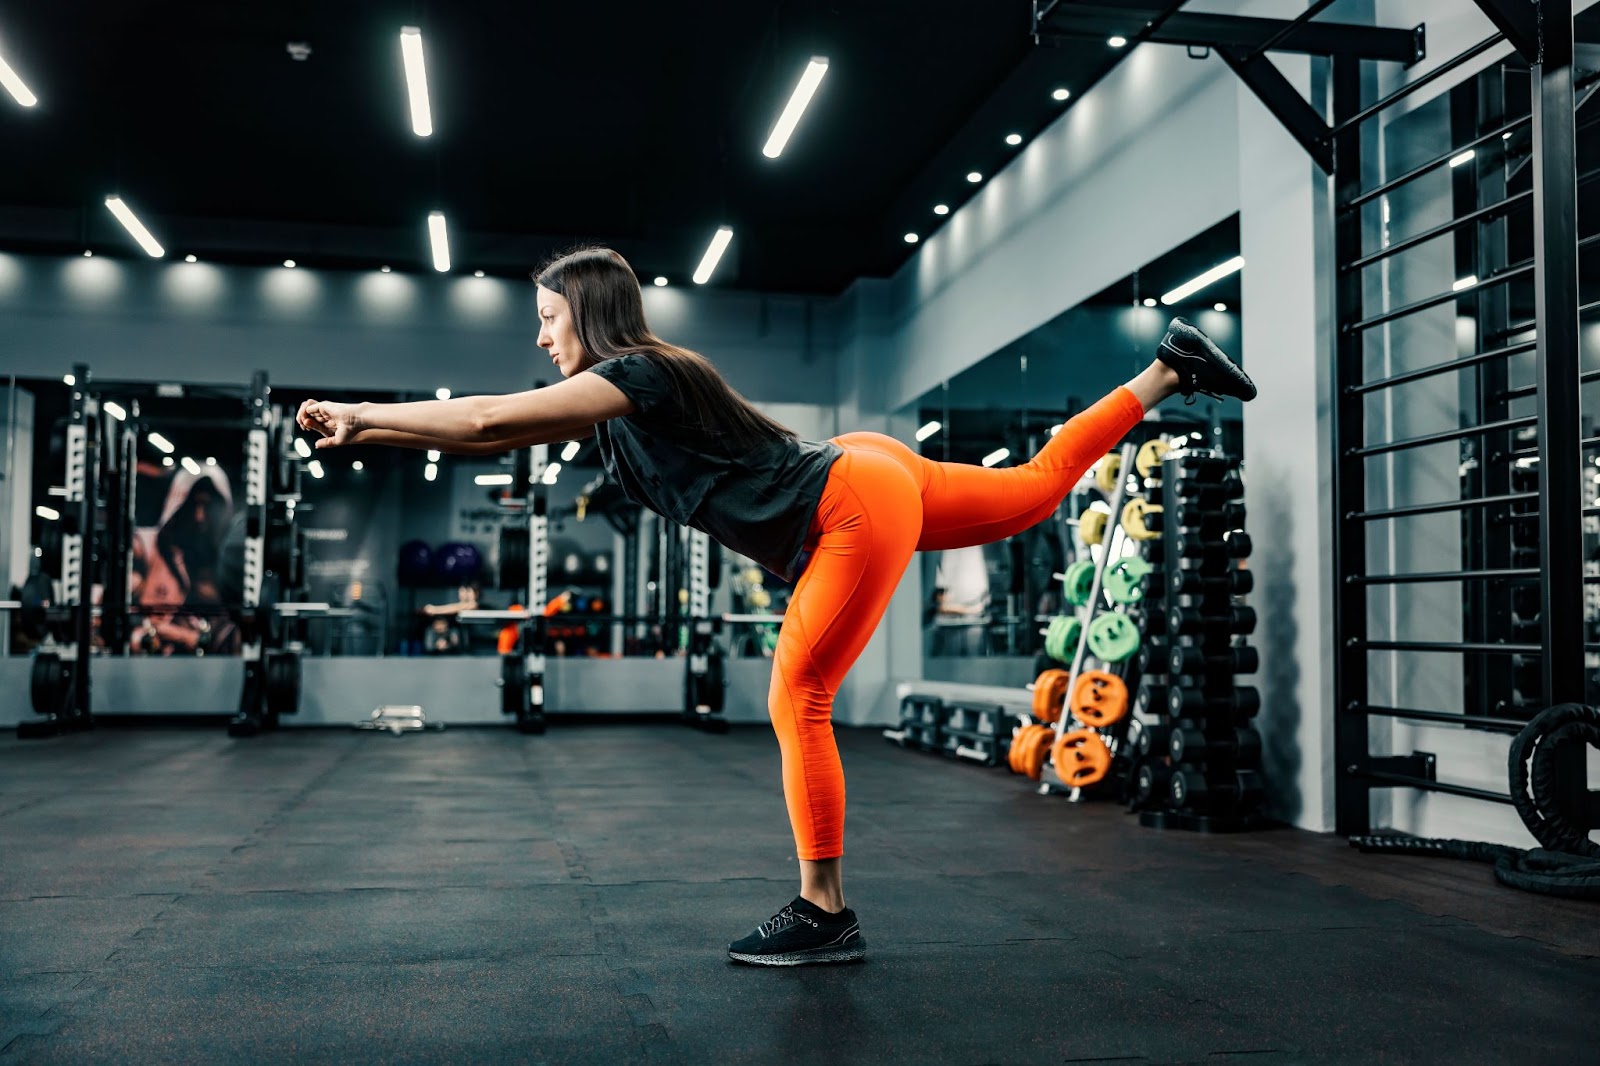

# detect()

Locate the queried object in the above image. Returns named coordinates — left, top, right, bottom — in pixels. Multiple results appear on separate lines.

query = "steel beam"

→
left=1220, top=48, right=1333, bottom=173
left=1471, top=0, right=1539, bottom=62
left=1034, top=6, right=1422, bottom=62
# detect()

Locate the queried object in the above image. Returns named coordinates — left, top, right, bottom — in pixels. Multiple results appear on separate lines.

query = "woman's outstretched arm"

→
left=342, top=425, right=595, bottom=455
left=297, top=375, right=631, bottom=450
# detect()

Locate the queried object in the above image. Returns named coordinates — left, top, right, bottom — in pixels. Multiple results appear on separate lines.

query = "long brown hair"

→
left=536, top=247, right=797, bottom=451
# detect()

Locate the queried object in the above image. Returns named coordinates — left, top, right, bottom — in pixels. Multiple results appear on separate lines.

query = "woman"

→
left=297, top=247, right=1256, bottom=967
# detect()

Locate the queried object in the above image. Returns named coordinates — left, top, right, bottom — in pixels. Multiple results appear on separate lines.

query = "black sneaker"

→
left=1157, top=317, right=1257, bottom=403
left=727, top=896, right=866, bottom=967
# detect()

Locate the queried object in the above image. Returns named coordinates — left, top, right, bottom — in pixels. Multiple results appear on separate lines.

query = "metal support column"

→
left=1531, top=0, right=1591, bottom=813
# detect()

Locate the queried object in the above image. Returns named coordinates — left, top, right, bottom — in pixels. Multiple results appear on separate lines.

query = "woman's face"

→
left=536, top=286, right=584, bottom=378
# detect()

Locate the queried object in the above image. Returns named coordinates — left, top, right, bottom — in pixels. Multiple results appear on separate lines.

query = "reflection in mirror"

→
left=914, top=216, right=1246, bottom=678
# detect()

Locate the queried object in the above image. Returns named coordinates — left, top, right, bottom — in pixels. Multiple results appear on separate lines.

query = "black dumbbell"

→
left=1170, top=768, right=1265, bottom=810
left=1134, top=720, right=1171, bottom=759
left=1170, top=455, right=1234, bottom=479
left=1171, top=568, right=1254, bottom=597
left=1159, top=500, right=1247, bottom=532
left=1174, top=530, right=1251, bottom=559
left=1168, top=685, right=1262, bottom=720
left=1171, top=472, right=1244, bottom=501
left=1169, top=606, right=1258, bottom=636
left=1170, top=644, right=1259, bottom=677
left=1169, top=725, right=1262, bottom=765
left=1134, top=684, right=1167, bottom=719
left=1135, top=761, right=1173, bottom=806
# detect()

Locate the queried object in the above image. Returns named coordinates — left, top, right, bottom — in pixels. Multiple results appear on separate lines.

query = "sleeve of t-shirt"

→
left=585, top=353, right=675, bottom=417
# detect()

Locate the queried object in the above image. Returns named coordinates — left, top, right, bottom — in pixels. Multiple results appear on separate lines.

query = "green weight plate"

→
left=1062, top=560, right=1096, bottom=607
left=1045, top=615, right=1082, bottom=662
left=1087, top=612, right=1141, bottom=664
left=1104, top=557, right=1154, bottom=605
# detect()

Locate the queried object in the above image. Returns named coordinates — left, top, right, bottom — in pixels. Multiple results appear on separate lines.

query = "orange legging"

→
left=768, top=387, right=1146, bottom=860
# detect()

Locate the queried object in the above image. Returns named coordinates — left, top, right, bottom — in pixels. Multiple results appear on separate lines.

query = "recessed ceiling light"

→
left=381, top=265, right=391, bottom=273
left=1214, top=302, right=1228, bottom=312
left=653, top=276, right=668, bottom=287
left=1052, top=87, right=1071, bottom=102
left=352, top=461, right=364, bottom=471
left=473, top=269, right=485, bottom=277
left=1142, top=297, right=1157, bottom=308
left=1005, top=133, right=1022, bottom=146
left=82, top=250, right=92, bottom=258
left=283, top=259, right=296, bottom=269
left=184, top=254, right=197, bottom=263
left=1108, top=35, right=1128, bottom=48
left=933, top=204, right=950, bottom=216
left=435, top=387, right=451, bottom=400
left=966, top=171, right=982, bottom=183
left=904, top=232, right=920, bottom=244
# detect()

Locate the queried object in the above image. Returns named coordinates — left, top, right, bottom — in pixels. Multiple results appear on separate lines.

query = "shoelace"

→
left=761, top=905, right=818, bottom=936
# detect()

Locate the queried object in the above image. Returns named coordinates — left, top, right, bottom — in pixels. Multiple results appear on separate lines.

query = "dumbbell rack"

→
left=1133, top=450, right=1268, bottom=832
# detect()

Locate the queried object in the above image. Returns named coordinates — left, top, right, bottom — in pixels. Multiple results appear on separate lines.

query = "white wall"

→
left=0, top=252, right=836, bottom=405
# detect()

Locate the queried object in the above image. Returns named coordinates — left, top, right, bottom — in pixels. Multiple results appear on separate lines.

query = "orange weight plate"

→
left=1069, top=670, right=1129, bottom=728
left=1052, top=729, right=1113, bottom=787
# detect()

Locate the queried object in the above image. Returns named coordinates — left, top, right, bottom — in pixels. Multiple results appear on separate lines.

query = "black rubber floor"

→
left=1, top=723, right=1596, bottom=1065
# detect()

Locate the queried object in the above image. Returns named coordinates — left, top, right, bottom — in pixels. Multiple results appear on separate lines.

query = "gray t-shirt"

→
left=585, top=353, right=842, bottom=582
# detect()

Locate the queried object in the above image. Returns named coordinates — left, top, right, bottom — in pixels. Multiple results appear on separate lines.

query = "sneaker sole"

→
left=728, top=945, right=867, bottom=966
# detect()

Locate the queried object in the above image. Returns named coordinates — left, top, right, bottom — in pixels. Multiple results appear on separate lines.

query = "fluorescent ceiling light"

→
left=435, top=387, right=451, bottom=400
left=424, top=462, right=438, bottom=482
left=181, top=457, right=202, bottom=476
left=428, top=211, right=450, bottom=272
left=426, top=449, right=441, bottom=462
left=933, top=204, right=949, bottom=216
left=1453, top=275, right=1479, bottom=291
left=981, top=448, right=1010, bottom=468
left=293, top=437, right=312, bottom=458
left=0, top=46, right=37, bottom=107
left=560, top=441, right=581, bottom=461
left=162, top=456, right=174, bottom=467
left=104, top=197, right=165, bottom=258
left=400, top=27, right=432, bottom=137
left=475, top=473, right=514, bottom=486
left=103, top=401, right=127, bottom=421
left=1160, top=255, right=1245, bottom=305
left=1048, top=423, right=1063, bottom=436
left=308, top=459, right=325, bottom=479
left=693, top=226, right=734, bottom=285
left=147, top=432, right=174, bottom=454
left=762, top=57, right=829, bottom=159
left=542, top=462, right=562, bottom=485
left=35, top=506, right=59, bottom=521
left=915, top=420, right=942, bottom=442
left=381, top=265, right=392, bottom=273
left=1449, top=150, right=1475, bottom=168
left=81, top=250, right=92, bottom=258
left=283, top=259, right=296, bottom=268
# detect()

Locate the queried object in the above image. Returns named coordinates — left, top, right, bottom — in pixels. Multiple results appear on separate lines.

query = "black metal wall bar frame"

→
left=1327, top=2, right=1596, bottom=833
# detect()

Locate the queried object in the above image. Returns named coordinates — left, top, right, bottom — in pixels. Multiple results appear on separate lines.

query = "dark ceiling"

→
left=0, top=0, right=1174, bottom=294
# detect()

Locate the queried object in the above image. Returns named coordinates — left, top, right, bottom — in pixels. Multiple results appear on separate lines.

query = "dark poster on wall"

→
left=126, top=460, right=243, bottom=656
